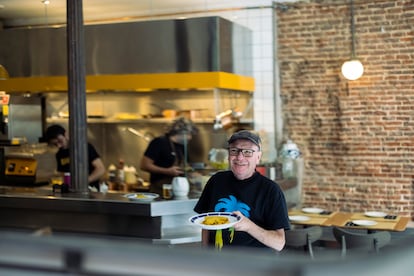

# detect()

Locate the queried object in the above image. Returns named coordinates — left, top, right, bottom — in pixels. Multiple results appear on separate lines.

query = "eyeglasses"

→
left=228, top=147, right=257, bottom=157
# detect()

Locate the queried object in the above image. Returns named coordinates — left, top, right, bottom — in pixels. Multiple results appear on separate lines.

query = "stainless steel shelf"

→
left=46, top=117, right=253, bottom=124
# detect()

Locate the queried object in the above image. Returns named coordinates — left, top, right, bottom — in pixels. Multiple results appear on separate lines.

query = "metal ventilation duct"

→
left=0, top=17, right=252, bottom=78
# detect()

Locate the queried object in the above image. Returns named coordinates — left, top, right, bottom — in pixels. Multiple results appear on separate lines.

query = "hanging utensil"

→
left=124, top=127, right=153, bottom=142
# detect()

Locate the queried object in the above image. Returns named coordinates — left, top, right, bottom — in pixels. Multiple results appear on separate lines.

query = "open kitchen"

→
left=0, top=15, right=279, bottom=242
left=0, top=11, right=300, bottom=242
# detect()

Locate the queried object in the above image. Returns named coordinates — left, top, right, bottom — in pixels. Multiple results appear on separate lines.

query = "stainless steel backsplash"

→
left=45, top=90, right=253, bottom=181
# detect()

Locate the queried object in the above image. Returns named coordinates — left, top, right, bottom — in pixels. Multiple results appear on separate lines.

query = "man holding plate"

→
left=194, top=130, right=290, bottom=251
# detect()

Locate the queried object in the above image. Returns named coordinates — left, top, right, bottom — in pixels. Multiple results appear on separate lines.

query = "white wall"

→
left=218, top=6, right=277, bottom=162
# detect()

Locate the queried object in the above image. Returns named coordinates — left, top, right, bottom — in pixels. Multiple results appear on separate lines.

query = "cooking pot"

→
left=178, top=109, right=206, bottom=120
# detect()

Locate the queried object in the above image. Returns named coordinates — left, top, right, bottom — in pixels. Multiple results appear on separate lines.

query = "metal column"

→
left=67, top=0, right=89, bottom=195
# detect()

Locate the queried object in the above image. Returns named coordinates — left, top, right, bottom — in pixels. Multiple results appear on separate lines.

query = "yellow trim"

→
left=0, top=72, right=254, bottom=93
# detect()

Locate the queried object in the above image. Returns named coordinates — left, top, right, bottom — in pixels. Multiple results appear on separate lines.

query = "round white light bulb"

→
left=341, top=59, right=364, bottom=80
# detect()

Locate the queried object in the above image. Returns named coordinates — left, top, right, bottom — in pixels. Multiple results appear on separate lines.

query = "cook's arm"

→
left=140, top=156, right=183, bottom=176
left=88, top=157, right=106, bottom=183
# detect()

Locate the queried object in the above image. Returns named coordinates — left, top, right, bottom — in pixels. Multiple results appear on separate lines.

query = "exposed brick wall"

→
left=276, top=0, right=414, bottom=217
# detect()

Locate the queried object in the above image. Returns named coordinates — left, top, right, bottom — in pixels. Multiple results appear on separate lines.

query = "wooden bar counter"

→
left=0, top=185, right=201, bottom=244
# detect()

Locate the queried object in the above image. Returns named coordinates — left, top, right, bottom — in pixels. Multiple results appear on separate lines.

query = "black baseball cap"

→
left=228, top=130, right=261, bottom=150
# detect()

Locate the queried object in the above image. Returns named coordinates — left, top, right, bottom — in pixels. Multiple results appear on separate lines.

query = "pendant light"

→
left=341, top=0, right=364, bottom=81
left=42, top=0, right=50, bottom=26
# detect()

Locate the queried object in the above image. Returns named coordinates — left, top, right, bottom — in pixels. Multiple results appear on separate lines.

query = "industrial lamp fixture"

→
left=341, top=0, right=364, bottom=81
left=41, top=0, right=50, bottom=26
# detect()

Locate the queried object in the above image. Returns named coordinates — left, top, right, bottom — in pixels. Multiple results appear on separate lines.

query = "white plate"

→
left=124, top=193, right=159, bottom=202
left=189, top=212, right=242, bottom=230
left=289, top=215, right=310, bottom=222
left=352, top=220, right=378, bottom=226
left=301, top=207, right=324, bottom=214
left=364, top=211, right=387, bottom=218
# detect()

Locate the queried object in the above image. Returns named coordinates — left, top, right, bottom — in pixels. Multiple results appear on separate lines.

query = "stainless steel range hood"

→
left=0, top=16, right=252, bottom=78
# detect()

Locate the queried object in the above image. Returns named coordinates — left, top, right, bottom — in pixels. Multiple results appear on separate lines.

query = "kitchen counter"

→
left=0, top=177, right=297, bottom=245
left=0, top=185, right=201, bottom=245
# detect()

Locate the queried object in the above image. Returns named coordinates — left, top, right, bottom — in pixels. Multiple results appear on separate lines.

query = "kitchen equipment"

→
left=162, top=109, right=177, bottom=119
left=0, top=147, right=37, bottom=186
left=256, top=162, right=282, bottom=180
left=279, top=140, right=301, bottom=179
left=213, top=107, right=243, bottom=130
left=0, top=93, right=43, bottom=144
left=124, top=127, right=153, bottom=142
left=172, top=176, right=189, bottom=198
left=208, top=148, right=228, bottom=170
left=124, top=166, right=137, bottom=184
left=177, top=109, right=207, bottom=120
left=0, top=142, right=53, bottom=187
left=0, top=93, right=46, bottom=186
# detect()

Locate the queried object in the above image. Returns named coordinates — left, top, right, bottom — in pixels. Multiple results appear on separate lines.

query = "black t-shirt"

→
left=194, top=171, right=290, bottom=249
left=55, top=143, right=101, bottom=190
left=143, top=135, right=185, bottom=187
